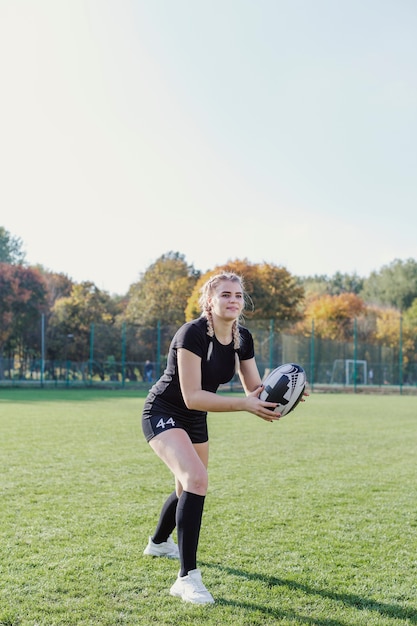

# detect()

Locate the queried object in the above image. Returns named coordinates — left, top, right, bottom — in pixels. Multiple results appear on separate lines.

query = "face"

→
left=209, top=279, right=244, bottom=321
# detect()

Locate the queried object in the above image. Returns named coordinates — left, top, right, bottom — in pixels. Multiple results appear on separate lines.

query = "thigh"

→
left=194, top=441, right=209, bottom=469
left=149, top=428, right=208, bottom=496
left=175, top=440, right=209, bottom=496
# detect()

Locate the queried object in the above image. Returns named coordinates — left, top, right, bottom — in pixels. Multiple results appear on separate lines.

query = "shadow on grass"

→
left=201, top=561, right=417, bottom=625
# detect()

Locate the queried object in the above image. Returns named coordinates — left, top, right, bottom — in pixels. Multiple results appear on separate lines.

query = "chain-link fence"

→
left=0, top=318, right=416, bottom=391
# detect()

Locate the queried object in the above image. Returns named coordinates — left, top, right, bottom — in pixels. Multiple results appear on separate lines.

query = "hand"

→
left=244, top=386, right=281, bottom=423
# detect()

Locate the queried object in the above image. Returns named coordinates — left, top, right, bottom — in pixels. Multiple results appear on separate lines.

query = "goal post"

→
left=330, top=359, right=368, bottom=385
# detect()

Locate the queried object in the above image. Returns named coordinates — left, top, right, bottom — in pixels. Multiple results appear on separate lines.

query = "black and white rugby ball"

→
left=260, top=363, right=306, bottom=416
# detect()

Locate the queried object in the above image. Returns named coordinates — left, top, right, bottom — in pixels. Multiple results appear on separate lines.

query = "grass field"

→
left=0, top=389, right=416, bottom=626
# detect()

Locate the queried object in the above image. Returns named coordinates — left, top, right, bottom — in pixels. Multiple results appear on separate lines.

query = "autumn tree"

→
left=403, top=299, right=417, bottom=369
left=35, top=266, right=74, bottom=313
left=185, top=259, right=304, bottom=329
left=374, top=305, right=416, bottom=369
left=0, top=263, right=47, bottom=377
left=294, top=293, right=367, bottom=341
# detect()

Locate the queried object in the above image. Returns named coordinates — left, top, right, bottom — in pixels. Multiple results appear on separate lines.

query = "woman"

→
left=142, top=272, right=281, bottom=604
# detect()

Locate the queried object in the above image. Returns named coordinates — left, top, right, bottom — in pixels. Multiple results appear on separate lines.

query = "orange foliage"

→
left=295, top=293, right=366, bottom=341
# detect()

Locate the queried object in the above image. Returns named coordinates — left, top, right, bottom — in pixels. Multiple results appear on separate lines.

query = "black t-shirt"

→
left=145, top=317, right=255, bottom=420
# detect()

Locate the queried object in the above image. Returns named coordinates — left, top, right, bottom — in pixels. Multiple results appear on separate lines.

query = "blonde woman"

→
left=142, top=272, right=280, bottom=604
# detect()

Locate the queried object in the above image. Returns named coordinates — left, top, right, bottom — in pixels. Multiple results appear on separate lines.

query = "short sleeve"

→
left=238, top=327, right=255, bottom=361
left=174, top=320, right=208, bottom=360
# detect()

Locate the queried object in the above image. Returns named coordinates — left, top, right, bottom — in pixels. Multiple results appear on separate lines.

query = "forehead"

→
left=214, top=279, right=243, bottom=294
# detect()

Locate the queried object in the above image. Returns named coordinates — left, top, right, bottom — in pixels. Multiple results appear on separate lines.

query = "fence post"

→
left=89, top=323, right=94, bottom=385
left=353, top=318, right=357, bottom=393
left=310, top=319, right=315, bottom=391
left=121, top=322, right=126, bottom=388
left=399, top=315, right=403, bottom=394
left=40, top=314, right=45, bottom=388
left=269, top=319, right=274, bottom=370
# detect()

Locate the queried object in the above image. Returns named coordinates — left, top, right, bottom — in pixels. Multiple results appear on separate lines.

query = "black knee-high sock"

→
left=176, top=491, right=205, bottom=577
left=152, top=491, right=179, bottom=544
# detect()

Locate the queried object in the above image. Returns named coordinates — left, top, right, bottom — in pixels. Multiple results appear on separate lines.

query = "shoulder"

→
left=238, top=324, right=255, bottom=359
left=238, top=325, right=252, bottom=340
left=173, top=318, right=209, bottom=356
left=175, top=318, right=207, bottom=340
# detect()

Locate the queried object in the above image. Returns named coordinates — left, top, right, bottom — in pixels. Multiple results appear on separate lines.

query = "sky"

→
left=1, top=0, right=416, bottom=295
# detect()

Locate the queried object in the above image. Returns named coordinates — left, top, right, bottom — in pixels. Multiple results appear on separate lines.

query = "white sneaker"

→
left=143, top=535, right=179, bottom=559
left=170, top=569, right=215, bottom=604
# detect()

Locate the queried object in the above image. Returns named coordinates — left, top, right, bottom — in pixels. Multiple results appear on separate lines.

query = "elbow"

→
left=182, top=391, right=201, bottom=411
left=183, top=398, right=198, bottom=411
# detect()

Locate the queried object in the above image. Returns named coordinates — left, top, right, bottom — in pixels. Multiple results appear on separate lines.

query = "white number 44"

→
left=155, top=417, right=176, bottom=430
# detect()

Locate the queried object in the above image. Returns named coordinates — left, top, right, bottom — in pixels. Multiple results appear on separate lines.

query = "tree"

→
left=403, top=299, right=417, bottom=371
left=48, top=282, right=119, bottom=361
left=299, top=272, right=364, bottom=298
left=124, top=252, right=200, bottom=328
left=361, top=258, right=417, bottom=310
left=374, top=305, right=417, bottom=370
left=185, top=259, right=304, bottom=328
left=35, top=267, right=74, bottom=312
left=0, top=226, right=25, bottom=264
left=294, top=293, right=366, bottom=341
left=404, top=297, right=417, bottom=328
left=0, top=264, right=47, bottom=377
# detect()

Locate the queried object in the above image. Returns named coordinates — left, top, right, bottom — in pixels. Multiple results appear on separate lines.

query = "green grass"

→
left=0, top=389, right=416, bottom=626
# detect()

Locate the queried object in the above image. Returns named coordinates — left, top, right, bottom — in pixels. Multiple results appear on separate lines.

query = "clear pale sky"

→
left=1, top=0, right=416, bottom=295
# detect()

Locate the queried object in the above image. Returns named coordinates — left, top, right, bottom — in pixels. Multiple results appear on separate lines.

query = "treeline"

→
left=1, top=226, right=417, bottom=373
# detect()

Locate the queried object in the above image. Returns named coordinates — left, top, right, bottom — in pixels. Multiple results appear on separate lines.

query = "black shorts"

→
left=142, top=398, right=208, bottom=444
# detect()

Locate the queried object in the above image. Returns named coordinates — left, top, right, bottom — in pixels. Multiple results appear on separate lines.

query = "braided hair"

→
left=198, top=272, right=245, bottom=363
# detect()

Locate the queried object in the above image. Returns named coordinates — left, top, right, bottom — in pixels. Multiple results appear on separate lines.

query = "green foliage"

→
left=124, top=251, right=200, bottom=327
left=299, top=271, right=365, bottom=298
left=361, top=258, right=417, bottom=310
left=404, top=297, right=417, bottom=327
left=1, top=391, right=416, bottom=625
left=0, top=226, right=25, bottom=265
left=47, top=282, right=119, bottom=360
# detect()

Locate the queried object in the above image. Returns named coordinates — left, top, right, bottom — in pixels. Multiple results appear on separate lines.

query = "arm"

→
left=238, top=357, right=263, bottom=394
left=178, top=348, right=280, bottom=420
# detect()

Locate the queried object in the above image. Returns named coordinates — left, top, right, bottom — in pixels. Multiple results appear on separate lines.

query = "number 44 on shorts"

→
left=155, top=417, right=176, bottom=430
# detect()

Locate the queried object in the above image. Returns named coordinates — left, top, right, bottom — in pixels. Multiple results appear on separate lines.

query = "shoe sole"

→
left=170, top=587, right=214, bottom=604
left=143, top=550, right=179, bottom=559
left=170, top=593, right=214, bottom=604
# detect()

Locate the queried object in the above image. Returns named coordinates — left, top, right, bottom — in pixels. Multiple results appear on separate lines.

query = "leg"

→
left=147, top=429, right=214, bottom=604
left=151, top=490, right=178, bottom=543
left=149, top=429, right=209, bottom=495
left=175, top=440, right=209, bottom=497
left=149, top=430, right=208, bottom=575
left=147, top=440, right=209, bottom=546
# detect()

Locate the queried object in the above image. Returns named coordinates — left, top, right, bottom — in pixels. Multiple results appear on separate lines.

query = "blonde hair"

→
left=198, top=272, right=245, bottom=359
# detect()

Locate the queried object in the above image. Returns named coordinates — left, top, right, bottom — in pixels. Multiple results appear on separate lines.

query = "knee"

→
left=186, top=467, right=208, bottom=496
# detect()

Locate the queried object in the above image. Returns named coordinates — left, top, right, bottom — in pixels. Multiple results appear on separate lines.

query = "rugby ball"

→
left=260, top=363, right=306, bottom=416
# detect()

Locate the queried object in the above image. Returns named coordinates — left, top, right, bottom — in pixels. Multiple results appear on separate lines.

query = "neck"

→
left=211, top=313, right=235, bottom=344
